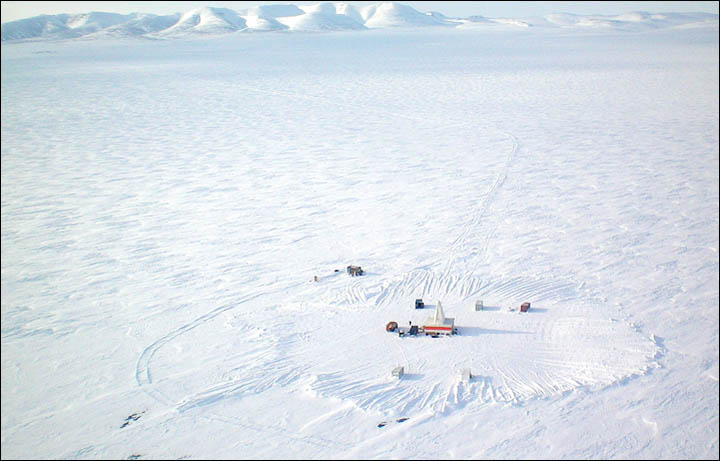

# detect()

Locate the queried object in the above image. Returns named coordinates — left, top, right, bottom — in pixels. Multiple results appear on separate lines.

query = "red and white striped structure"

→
left=423, top=301, right=455, bottom=335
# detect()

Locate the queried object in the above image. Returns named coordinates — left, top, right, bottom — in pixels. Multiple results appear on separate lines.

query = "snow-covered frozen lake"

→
left=2, top=24, right=718, bottom=459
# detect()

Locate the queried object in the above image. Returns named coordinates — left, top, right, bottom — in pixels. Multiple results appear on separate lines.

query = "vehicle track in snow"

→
left=367, top=125, right=521, bottom=311
left=135, top=282, right=304, bottom=405
left=440, top=128, right=519, bottom=278
left=133, top=81, right=657, bottom=428
left=133, top=81, right=455, bottom=409
left=203, top=413, right=357, bottom=454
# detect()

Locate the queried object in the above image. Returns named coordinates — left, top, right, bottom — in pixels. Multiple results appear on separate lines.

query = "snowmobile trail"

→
left=132, top=80, right=657, bottom=438
left=440, top=128, right=519, bottom=278
left=132, top=80, right=467, bottom=410
left=135, top=282, right=304, bottom=404
left=371, top=125, right=519, bottom=310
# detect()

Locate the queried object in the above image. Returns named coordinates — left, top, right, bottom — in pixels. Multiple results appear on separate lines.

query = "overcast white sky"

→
left=1, top=1, right=718, bottom=23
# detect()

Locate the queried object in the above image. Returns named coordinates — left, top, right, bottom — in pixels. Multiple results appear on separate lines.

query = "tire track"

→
left=134, top=77, right=629, bottom=432
left=135, top=281, right=304, bottom=404
left=376, top=271, right=577, bottom=309
left=440, top=129, right=519, bottom=278
left=371, top=126, right=520, bottom=314
left=205, top=413, right=356, bottom=453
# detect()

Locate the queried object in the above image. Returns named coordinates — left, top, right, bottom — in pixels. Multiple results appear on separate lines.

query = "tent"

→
left=423, top=301, right=455, bottom=335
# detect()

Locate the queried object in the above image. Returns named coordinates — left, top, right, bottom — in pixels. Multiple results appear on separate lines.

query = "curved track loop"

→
left=134, top=83, right=655, bottom=423
left=134, top=84, right=507, bottom=407
left=135, top=283, right=302, bottom=404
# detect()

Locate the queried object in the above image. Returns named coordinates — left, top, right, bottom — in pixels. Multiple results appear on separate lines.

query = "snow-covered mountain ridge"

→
left=2, top=2, right=718, bottom=41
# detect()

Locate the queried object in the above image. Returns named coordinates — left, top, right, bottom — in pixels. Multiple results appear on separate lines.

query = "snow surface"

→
left=1, top=12, right=719, bottom=461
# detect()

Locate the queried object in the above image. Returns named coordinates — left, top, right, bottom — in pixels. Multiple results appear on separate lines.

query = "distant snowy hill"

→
left=0, top=11, right=181, bottom=41
left=154, top=7, right=246, bottom=36
left=242, top=5, right=304, bottom=31
left=276, top=3, right=366, bottom=31
left=361, top=2, right=457, bottom=28
left=1, top=12, right=129, bottom=41
left=1, top=2, right=718, bottom=41
left=515, top=11, right=719, bottom=30
left=84, top=13, right=181, bottom=38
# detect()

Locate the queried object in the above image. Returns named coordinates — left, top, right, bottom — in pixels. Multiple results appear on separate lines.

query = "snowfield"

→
left=1, top=12, right=718, bottom=460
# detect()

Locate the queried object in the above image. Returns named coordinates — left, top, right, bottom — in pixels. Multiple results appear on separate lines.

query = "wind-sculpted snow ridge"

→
left=2, top=3, right=717, bottom=41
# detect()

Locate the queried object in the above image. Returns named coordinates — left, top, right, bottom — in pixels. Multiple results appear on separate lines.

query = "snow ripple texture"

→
left=2, top=26, right=717, bottom=459
left=127, top=111, right=657, bottom=414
